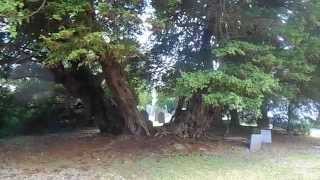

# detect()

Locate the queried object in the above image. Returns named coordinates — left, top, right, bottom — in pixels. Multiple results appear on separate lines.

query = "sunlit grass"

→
left=108, top=152, right=320, bottom=180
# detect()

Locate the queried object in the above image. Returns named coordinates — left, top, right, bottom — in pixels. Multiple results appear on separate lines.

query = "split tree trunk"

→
left=80, top=85, right=125, bottom=134
left=51, top=64, right=125, bottom=134
left=100, top=54, right=150, bottom=136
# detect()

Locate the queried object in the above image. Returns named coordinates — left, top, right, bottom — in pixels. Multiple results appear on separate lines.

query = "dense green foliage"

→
left=150, top=0, right=320, bottom=132
left=0, top=0, right=320, bottom=136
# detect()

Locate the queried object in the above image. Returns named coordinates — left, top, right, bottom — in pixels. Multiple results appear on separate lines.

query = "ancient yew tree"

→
left=1, top=0, right=151, bottom=135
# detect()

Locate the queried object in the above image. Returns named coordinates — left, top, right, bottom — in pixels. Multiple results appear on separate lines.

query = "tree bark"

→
left=258, top=98, right=270, bottom=129
left=230, top=109, right=240, bottom=129
left=316, top=103, right=320, bottom=122
left=169, top=95, right=222, bottom=138
left=287, top=101, right=294, bottom=133
left=100, top=54, right=150, bottom=136
left=169, top=97, right=186, bottom=124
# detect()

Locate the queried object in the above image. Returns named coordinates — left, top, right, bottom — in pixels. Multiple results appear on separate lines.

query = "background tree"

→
left=150, top=0, right=319, bottom=137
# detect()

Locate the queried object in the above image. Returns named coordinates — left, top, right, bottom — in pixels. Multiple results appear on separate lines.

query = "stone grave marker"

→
left=250, top=133, right=262, bottom=152
left=261, top=129, right=272, bottom=144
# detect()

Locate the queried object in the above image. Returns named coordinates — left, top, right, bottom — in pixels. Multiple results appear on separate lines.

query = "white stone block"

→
left=250, top=134, right=262, bottom=152
left=261, top=129, right=272, bottom=144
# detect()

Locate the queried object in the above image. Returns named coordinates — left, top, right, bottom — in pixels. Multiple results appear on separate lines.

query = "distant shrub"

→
left=310, top=117, right=320, bottom=128
left=0, top=84, right=64, bottom=138
left=0, top=88, right=32, bottom=137
left=272, top=115, right=312, bottom=135
left=289, top=119, right=312, bottom=135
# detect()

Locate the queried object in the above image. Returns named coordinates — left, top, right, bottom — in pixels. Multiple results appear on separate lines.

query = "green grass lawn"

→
left=108, top=151, right=320, bottom=180
left=1, top=131, right=319, bottom=180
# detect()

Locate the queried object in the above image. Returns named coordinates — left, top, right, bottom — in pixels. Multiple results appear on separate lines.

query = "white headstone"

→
left=250, top=134, right=262, bottom=152
left=261, top=129, right=272, bottom=144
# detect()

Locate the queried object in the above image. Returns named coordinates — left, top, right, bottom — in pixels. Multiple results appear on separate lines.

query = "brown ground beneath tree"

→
left=0, top=128, right=319, bottom=180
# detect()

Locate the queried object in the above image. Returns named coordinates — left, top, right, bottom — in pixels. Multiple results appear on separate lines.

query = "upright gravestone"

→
left=250, top=132, right=262, bottom=152
left=157, top=112, right=165, bottom=123
left=261, top=129, right=272, bottom=144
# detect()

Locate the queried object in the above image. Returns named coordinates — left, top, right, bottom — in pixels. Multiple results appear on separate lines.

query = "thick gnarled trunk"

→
left=169, top=95, right=222, bottom=138
left=101, top=55, right=150, bottom=136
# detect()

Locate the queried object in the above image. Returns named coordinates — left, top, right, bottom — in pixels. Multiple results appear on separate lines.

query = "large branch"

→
left=27, top=0, right=47, bottom=18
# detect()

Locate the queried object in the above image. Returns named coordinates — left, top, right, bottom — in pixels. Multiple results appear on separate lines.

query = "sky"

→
left=138, top=0, right=155, bottom=51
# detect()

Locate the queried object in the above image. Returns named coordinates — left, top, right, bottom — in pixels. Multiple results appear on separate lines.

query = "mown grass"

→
left=108, top=151, right=320, bottom=180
